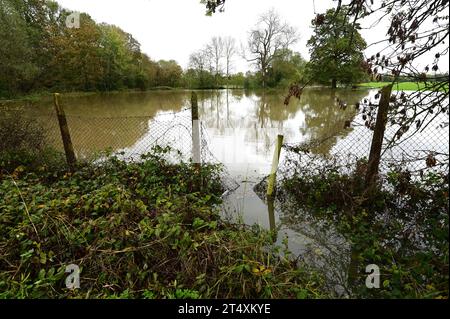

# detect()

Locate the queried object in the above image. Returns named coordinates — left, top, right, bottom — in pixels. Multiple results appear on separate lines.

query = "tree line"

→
left=1, top=0, right=379, bottom=98
left=188, top=8, right=369, bottom=90
left=0, top=0, right=185, bottom=98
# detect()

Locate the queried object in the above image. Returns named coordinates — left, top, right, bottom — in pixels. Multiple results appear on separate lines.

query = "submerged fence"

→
left=256, top=88, right=449, bottom=199
left=0, top=93, right=239, bottom=194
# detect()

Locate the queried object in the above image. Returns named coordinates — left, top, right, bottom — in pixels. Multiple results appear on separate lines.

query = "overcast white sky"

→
left=55, top=0, right=449, bottom=73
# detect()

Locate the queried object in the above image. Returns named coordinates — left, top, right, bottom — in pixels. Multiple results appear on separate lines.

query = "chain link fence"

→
left=0, top=106, right=239, bottom=194
left=255, top=99, right=449, bottom=198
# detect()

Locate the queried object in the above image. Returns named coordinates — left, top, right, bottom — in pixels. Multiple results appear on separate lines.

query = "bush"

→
left=0, top=112, right=45, bottom=153
left=0, top=111, right=65, bottom=172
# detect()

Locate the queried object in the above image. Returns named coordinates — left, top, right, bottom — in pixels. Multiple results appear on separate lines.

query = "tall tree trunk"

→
left=331, top=78, right=337, bottom=89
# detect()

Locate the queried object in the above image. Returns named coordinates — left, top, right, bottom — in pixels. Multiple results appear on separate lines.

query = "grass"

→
left=357, top=81, right=449, bottom=92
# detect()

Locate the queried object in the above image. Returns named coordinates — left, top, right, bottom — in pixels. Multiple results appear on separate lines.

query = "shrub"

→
left=0, top=111, right=65, bottom=172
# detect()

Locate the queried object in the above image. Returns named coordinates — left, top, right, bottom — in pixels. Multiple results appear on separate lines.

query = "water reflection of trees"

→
left=267, top=195, right=354, bottom=297
left=198, top=88, right=370, bottom=155
left=31, top=91, right=189, bottom=158
left=298, top=88, right=369, bottom=154
left=29, top=88, right=371, bottom=160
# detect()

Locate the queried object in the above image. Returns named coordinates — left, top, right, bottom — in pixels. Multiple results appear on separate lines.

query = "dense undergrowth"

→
left=280, top=159, right=449, bottom=298
left=0, top=147, right=327, bottom=299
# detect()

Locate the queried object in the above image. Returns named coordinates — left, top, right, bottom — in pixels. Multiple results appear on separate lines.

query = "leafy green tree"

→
left=156, top=60, right=183, bottom=87
left=266, top=49, right=307, bottom=88
left=307, top=7, right=367, bottom=88
left=47, top=13, right=104, bottom=91
left=139, top=54, right=159, bottom=89
left=98, top=24, right=133, bottom=90
left=0, top=0, right=186, bottom=96
left=0, top=0, right=37, bottom=96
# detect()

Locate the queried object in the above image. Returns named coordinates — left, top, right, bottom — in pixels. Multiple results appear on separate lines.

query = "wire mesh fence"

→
left=0, top=106, right=239, bottom=194
left=255, top=99, right=449, bottom=199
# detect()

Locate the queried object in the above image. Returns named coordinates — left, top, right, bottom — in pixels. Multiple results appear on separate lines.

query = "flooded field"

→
left=9, top=88, right=449, bottom=294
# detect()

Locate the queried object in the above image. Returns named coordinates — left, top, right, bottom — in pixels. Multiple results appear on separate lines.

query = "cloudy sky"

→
left=55, top=0, right=448, bottom=73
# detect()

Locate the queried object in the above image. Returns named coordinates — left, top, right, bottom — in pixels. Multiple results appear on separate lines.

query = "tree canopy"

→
left=0, top=0, right=184, bottom=97
left=307, top=7, right=367, bottom=88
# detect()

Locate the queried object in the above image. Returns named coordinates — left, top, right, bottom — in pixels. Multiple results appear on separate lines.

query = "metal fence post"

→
left=53, top=93, right=76, bottom=172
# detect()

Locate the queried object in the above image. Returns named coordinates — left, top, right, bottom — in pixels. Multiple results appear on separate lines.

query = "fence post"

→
left=364, top=84, right=393, bottom=190
left=267, top=198, right=277, bottom=240
left=267, top=134, right=284, bottom=198
left=191, top=92, right=202, bottom=189
left=53, top=93, right=76, bottom=172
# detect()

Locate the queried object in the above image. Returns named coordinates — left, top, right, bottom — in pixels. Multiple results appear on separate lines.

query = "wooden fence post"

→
left=364, top=84, right=393, bottom=190
left=53, top=93, right=76, bottom=172
left=267, top=134, right=284, bottom=198
left=267, top=198, right=277, bottom=239
left=191, top=92, right=202, bottom=189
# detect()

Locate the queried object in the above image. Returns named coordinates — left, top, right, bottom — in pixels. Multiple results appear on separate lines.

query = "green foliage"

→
left=0, top=0, right=41, bottom=96
left=281, top=160, right=449, bottom=298
left=307, top=7, right=368, bottom=88
left=0, top=110, right=67, bottom=173
left=0, top=0, right=184, bottom=97
left=227, top=72, right=246, bottom=88
left=0, top=149, right=327, bottom=299
left=357, top=81, right=449, bottom=92
left=182, top=69, right=217, bottom=90
left=266, top=49, right=307, bottom=88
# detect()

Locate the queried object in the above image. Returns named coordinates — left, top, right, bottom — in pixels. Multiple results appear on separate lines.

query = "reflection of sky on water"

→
left=197, top=89, right=364, bottom=176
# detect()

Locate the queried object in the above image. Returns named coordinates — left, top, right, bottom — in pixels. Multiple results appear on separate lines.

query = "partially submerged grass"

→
left=0, top=148, right=327, bottom=299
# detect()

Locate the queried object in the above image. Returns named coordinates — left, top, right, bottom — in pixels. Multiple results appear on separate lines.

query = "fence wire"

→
left=255, top=105, right=449, bottom=199
left=1, top=107, right=239, bottom=194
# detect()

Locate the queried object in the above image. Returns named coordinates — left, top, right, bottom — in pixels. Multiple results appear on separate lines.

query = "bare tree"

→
left=189, top=48, right=213, bottom=87
left=246, top=9, right=299, bottom=89
left=223, top=36, right=236, bottom=79
left=189, top=49, right=209, bottom=72
left=206, top=36, right=225, bottom=87
left=209, top=37, right=224, bottom=75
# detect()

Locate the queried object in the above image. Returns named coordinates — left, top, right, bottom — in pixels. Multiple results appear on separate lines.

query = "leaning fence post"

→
left=364, top=84, right=393, bottom=190
left=191, top=92, right=202, bottom=188
left=53, top=93, right=76, bottom=172
left=267, top=134, right=284, bottom=198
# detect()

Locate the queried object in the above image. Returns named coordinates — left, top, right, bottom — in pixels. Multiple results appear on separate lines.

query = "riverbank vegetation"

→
left=2, top=0, right=448, bottom=99
left=0, top=113, right=330, bottom=299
